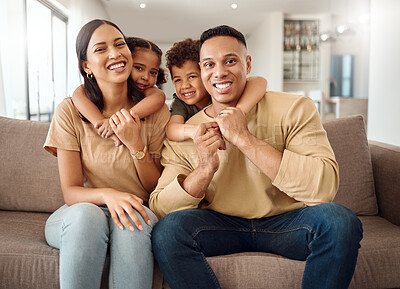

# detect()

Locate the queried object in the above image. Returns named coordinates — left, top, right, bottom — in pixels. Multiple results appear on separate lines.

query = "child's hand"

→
left=94, top=119, right=122, bottom=146
left=94, top=118, right=112, bottom=137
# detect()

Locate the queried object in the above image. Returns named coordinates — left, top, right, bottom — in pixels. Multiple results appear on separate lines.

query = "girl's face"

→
left=131, top=48, right=160, bottom=91
left=82, top=24, right=132, bottom=85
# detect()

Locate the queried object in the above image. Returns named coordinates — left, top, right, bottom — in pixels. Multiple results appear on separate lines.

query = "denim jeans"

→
left=152, top=202, right=363, bottom=289
left=45, top=202, right=158, bottom=289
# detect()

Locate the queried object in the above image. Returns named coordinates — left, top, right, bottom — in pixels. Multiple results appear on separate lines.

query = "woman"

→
left=44, top=19, right=170, bottom=289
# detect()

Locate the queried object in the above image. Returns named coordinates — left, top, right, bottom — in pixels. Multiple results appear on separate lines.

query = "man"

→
left=150, top=25, right=363, bottom=289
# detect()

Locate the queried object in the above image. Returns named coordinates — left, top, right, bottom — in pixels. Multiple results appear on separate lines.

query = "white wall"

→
left=66, top=0, right=110, bottom=96
left=367, top=0, right=400, bottom=146
left=0, top=44, right=5, bottom=116
left=247, top=12, right=284, bottom=92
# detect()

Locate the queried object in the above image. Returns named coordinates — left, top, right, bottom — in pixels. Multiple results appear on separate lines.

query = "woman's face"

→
left=82, top=24, right=132, bottom=85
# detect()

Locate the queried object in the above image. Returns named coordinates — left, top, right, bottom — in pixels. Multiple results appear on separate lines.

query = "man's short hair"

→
left=200, top=25, right=247, bottom=49
left=166, top=38, right=200, bottom=78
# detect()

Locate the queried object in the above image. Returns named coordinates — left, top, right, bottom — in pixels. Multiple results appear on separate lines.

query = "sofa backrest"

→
left=323, top=115, right=378, bottom=215
left=0, top=116, right=64, bottom=213
left=0, top=115, right=378, bottom=216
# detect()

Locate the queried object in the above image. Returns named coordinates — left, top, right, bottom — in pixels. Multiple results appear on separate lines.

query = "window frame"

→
left=23, top=0, right=68, bottom=121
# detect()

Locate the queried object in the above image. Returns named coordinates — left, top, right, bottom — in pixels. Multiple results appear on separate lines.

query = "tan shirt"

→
left=44, top=98, right=170, bottom=202
left=149, top=91, right=339, bottom=219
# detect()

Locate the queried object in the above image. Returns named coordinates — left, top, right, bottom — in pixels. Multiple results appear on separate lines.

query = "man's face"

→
left=199, top=36, right=251, bottom=106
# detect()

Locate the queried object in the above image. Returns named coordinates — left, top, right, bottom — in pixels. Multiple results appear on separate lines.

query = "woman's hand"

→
left=110, top=109, right=144, bottom=152
left=102, top=189, right=151, bottom=231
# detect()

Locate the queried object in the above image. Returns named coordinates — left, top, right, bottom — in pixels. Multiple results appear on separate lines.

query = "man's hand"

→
left=214, top=107, right=250, bottom=147
left=193, top=122, right=226, bottom=174
left=181, top=122, right=226, bottom=198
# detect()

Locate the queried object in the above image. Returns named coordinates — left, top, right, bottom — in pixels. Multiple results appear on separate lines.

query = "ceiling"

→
left=101, top=0, right=336, bottom=43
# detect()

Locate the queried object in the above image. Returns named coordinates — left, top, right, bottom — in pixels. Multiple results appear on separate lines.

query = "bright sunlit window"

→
left=26, top=0, right=67, bottom=121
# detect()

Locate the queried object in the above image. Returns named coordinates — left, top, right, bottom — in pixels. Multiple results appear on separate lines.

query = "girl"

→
left=44, top=19, right=170, bottom=289
left=72, top=37, right=167, bottom=146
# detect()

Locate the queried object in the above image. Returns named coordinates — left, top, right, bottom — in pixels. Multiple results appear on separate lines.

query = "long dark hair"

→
left=75, top=19, right=144, bottom=120
left=126, top=37, right=167, bottom=87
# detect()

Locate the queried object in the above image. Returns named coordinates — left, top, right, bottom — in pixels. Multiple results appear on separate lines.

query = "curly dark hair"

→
left=166, top=38, right=200, bottom=78
left=126, top=37, right=167, bottom=87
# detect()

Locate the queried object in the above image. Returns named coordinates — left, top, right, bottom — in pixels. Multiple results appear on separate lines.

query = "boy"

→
left=165, top=38, right=267, bottom=141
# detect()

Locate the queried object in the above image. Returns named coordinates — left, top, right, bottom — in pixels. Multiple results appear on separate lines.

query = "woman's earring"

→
left=87, top=72, right=93, bottom=79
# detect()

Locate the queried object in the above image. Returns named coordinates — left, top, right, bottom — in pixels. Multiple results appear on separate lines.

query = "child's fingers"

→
left=101, top=129, right=108, bottom=138
left=105, top=128, right=114, bottom=138
left=98, top=125, right=105, bottom=136
left=110, top=135, right=122, bottom=146
left=94, top=120, right=102, bottom=129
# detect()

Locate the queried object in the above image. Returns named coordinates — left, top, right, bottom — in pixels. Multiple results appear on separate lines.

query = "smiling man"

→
left=150, top=25, right=363, bottom=289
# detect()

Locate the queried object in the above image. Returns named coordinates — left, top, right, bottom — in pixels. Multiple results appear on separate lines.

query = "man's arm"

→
left=215, top=97, right=339, bottom=205
left=181, top=122, right=225, bottom=197
left=149, top=122, right=225, bottom=218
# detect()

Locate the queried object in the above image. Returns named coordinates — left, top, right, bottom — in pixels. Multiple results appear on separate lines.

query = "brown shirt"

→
left=44, top=98, right=170, bottom=202
left=149, top=91, right=339, bottom=219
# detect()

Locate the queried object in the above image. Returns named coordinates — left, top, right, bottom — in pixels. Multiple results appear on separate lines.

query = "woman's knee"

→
left=64, top=203, right=108, bottom=233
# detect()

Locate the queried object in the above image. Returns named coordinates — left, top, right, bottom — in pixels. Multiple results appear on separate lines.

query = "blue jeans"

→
left=45, top=203, right=158, bottom=289
left=152, top=203, right=363, bottom=289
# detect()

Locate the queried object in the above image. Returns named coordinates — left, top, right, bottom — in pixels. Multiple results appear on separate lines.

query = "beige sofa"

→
left=1, top=115, right=399, bottom=289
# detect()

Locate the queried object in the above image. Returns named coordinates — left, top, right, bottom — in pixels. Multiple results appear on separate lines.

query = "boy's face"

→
left=171, top=60, right=210, bottom=109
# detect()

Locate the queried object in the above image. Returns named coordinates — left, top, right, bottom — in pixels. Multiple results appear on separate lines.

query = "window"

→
left=26, top=0, right=67, bottom=121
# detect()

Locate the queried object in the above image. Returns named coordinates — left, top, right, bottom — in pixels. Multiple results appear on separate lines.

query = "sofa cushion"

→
left=0, top=117, right=64, bottom=213
left=323, top=116, right=378, bottom=215
left=0, top=211, right=164, bottom=289
left=0, top=211, right=58, bottom=289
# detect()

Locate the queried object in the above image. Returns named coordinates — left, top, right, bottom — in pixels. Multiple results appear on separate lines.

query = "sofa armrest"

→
left=369, top=140, right=400, bottom=226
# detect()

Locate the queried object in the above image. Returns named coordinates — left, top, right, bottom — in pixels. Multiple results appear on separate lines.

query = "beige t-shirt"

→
left=149, top=91, right=339, bottom=219
left=44, top=98, right=170, bottom=202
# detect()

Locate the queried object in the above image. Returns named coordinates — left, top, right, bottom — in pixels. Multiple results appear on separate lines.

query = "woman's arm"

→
left=57, top=148, right=151, bottom=231
left=130, top=87, right=166, bottom=119
left=236, top=76, right=267, bottom=115
left=166, top=115, right=199, bottom=141
left=110, top=109, right=162, bottom=192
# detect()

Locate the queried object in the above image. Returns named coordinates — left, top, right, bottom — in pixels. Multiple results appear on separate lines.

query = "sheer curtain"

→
left=0, top=44, right=6, bottom=116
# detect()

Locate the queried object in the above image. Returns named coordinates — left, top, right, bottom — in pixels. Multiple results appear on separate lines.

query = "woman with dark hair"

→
left=43, top=19, right=170, bottom=289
